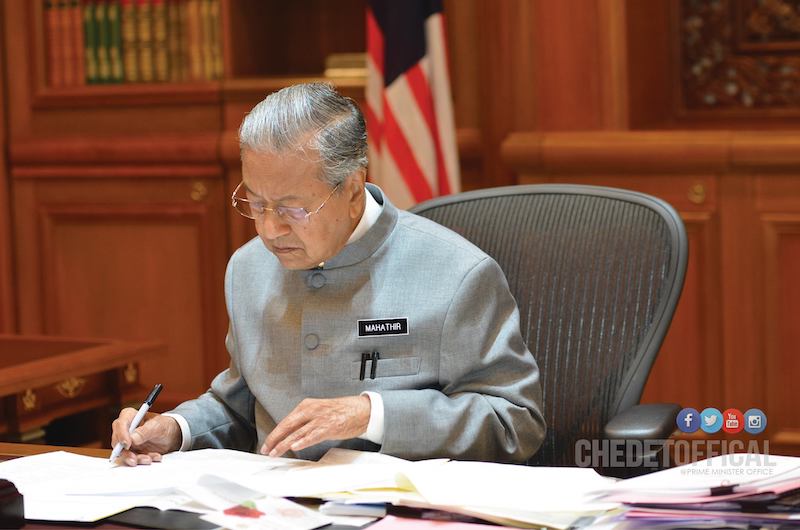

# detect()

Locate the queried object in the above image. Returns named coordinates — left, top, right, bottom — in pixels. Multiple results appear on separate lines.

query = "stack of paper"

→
left=589, top=453, right=800, bottom=527
left=0, top=447, right=620, bottom=529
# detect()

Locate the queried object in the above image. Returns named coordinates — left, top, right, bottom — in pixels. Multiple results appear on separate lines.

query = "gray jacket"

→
left=172, top=185, right=546, bottom=463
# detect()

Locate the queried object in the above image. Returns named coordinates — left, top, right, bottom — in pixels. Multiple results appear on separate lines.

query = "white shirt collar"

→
left=346, top=186, right=383, bottom=245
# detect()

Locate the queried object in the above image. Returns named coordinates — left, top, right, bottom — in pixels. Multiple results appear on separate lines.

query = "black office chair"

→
left=410, top=184, right=687, bottom=473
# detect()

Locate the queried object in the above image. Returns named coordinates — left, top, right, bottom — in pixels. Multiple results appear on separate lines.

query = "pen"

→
left=109, top=383, right=163, bottom=463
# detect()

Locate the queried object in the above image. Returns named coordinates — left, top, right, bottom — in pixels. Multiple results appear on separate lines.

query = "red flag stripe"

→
left=382, top=99, right=434, bottom=202
left=405, top=62, right=451, bottom=195
left=366, top=8, right=384, bottom=75
left=365, top=103, right=383, bottom=155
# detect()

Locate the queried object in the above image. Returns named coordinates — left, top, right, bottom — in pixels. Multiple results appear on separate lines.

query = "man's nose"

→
left=257, top=210, right=292, bottom=239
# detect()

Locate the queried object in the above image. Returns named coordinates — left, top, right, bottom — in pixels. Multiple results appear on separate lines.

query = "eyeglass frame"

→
left=231, top=181, right=342, bottom=225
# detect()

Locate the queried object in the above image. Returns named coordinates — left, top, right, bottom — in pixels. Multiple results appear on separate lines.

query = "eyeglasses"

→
left=231, top=181, right=341, bottom=225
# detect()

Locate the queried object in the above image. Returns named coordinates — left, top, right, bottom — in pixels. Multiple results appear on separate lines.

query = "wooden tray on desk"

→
left=0, top=335, right=163, bottom=443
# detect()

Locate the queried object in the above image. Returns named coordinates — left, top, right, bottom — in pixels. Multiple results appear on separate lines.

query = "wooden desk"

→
left=0, top=335, right=162, bottom=445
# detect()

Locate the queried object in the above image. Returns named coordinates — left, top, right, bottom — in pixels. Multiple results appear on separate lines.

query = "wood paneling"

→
left=13, top=175, right=228, bottom=410
left=762, top=217, right=800, bottom=448
left=0, top=0, right=14, bottom=334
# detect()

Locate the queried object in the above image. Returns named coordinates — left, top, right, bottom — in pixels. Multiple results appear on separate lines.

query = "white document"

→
left=238, top=448, right=445, bottom=498
left=0, top=449, right=301, bottom=521
left=402, top=460, right=618, bottom=513
left=0, top=451, right=149, bottom=521
left=593, top=453, right=800, bottom=497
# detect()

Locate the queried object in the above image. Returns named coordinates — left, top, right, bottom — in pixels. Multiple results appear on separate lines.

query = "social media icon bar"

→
left=700, top=407, right=723, bottom=433
left=676, top=407, right=700, bottom=433
left=744, top=408, right=767, bottom=434
left=722, top=408, right=744, bottom=434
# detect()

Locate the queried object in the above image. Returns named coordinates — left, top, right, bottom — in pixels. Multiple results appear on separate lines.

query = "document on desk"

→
left=0, top=449, right=303, bottom=522
left=0, top=451, right=153, bottom=521
left=395, top=461, right=619, bottom=528
left=592, top=453, right=800, bottom=500
left=0, top=446, right=621, bottom=527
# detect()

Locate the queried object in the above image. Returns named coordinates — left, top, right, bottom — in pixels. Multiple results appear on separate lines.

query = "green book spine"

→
left=83, top=0, right=99, bottom=83
left=95, top=0, right=111, bottom=82
left=107, top=0, right=124, bottom=82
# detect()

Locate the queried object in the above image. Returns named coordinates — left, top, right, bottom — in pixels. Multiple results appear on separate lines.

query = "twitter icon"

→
left=701, top=407, right=723, bottom=433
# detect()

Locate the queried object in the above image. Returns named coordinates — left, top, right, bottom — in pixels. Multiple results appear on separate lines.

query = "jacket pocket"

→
left=350, top=355, right=421, bottom=379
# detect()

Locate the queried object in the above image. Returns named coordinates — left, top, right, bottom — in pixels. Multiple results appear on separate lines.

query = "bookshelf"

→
left=31, top=0, right=366, bottom=105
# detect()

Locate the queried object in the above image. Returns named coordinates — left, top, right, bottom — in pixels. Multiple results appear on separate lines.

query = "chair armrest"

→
left=604, top=403, right=681, bottom=440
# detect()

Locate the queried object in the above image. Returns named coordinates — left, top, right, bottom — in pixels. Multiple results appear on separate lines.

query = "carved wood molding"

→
left=12, top=165, right=223, bottom=180
left=9, top=135, right=221, bottom=165
left=502, top=131, right=800, bottom=174
left=680, top=0, right=800, bottom=111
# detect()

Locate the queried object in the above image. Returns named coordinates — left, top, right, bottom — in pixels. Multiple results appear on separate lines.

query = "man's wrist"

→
left=359, top=391, right=385, bottom=445
left=162, top=412, right=191, bottom=451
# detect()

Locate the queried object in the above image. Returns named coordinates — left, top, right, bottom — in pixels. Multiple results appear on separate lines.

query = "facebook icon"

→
left=677, top=407, right=700, bottom=433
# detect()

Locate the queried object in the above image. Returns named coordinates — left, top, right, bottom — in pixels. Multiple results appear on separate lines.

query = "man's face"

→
left=241, top=148, right=363, bottom=270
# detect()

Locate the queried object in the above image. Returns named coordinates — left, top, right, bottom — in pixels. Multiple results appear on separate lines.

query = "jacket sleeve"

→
left=379, top=257, right=546, bottom=463
left=167, top=253, right=258, bottom=452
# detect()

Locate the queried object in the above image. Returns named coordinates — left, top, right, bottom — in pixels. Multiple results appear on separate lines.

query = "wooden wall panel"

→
left=0, top=0, right=15, bottom=334
left=13, top=176, right=229, bottom=410
left=762, top=216, right=800, bottom=453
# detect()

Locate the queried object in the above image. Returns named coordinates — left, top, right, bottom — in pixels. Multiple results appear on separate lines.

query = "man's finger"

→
left=136, top=453, right=153, bottom=466
left=110, top=408, right=139, bottom=448
left=269, top=421, right=316, bottom=457
left=264, top=407, right=312, bottom=454
left=120, top=448, right=139, bottom=467
left=288, top=423, right=325, bottom=453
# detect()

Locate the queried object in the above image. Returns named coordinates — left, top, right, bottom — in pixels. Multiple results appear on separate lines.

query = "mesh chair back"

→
left=409, top=184, right=687, bottom=466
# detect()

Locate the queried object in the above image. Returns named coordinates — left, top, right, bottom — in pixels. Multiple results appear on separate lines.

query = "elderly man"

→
left=111, top=83, right=545, bottom=465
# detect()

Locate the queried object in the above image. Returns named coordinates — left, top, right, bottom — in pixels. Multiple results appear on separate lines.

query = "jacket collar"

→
left=321, top=184, right=398, bottom=269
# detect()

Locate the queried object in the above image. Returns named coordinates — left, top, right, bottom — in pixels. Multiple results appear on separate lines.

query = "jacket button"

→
left=308, top=272, right=326, bottom=289
left=304, top=333, right=319, bottom=350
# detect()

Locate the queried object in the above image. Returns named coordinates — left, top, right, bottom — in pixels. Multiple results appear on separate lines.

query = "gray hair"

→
left=238, top=83, right=368, bottom=187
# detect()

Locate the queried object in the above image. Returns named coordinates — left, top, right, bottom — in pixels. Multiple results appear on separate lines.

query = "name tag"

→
left=358, top=318, right=409, bottom=338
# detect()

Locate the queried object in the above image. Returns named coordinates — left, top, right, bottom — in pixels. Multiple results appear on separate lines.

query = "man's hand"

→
left=110, top=409, right=182, bottom=466
left=260, top=395, right=371, bottom=457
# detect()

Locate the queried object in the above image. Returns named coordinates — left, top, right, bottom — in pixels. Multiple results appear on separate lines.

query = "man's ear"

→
left=347, top=169, right=367, bottom=220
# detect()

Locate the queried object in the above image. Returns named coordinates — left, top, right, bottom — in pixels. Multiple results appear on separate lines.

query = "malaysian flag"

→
left=366, top=0, right=460, bottom=209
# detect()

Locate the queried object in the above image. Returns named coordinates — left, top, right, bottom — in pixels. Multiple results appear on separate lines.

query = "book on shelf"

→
left=95, top=0, right=111, bottom=82
left=120, top=0, right=138, bottom=81
left=108, top=0, right=124, bottom=82
left=83, top=0, right=98, bottom=82
left=136, top=0, right=154, bottom=81
left=60, top=0, right=74, bottom=85
left=152, top=0, right=169, bottom=81
left=324, top=53, right=368, bottom=79
left=71, top=0, right=86, bottom=84
left=44, top=0, right=63, bottom=86
left=43, top=0, right=223, bottom=87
